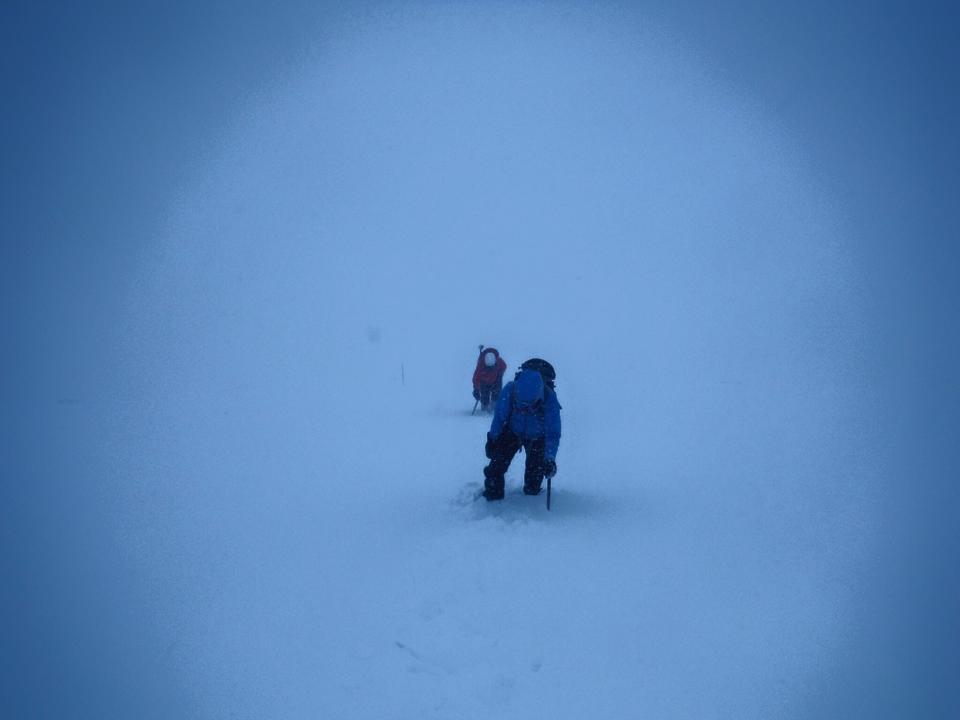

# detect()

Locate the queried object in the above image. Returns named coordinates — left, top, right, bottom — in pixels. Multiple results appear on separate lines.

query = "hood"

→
left=513, top=368, right=545, bottom=407
left=477, top=347, right=500, bottom=367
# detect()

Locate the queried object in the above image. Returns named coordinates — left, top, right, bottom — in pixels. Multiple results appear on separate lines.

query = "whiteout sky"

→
left=3, top=2, right=958, bottom=719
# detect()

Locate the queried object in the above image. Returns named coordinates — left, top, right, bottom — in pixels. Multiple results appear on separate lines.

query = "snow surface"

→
left=98, top=7, right=882, bottom=719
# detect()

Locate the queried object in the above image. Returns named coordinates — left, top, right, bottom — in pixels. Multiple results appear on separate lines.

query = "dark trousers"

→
left=478, top=381, right=502, bottom=411
left=483, top=430, right=546, bottom=496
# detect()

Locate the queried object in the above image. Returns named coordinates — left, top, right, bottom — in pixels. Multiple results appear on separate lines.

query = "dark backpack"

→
left=516, top=358, right=556, bottom=390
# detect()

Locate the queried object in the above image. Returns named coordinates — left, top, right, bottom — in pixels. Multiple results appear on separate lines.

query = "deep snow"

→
left=89, top=8, right=883, bottom=718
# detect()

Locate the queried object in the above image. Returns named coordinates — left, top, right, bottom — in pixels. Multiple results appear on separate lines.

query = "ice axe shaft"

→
left=471, top=344, right=484, bottom=415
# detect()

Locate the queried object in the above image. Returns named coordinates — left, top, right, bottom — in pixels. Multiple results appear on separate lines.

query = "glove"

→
left=473, top=388, right=480, bottom=400
left=485, top=433, right=496, bottom=459
left=543, top=459, right=557, bottom=479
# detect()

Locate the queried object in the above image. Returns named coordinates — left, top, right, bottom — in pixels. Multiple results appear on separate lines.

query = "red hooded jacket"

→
left=473, top=348, right=507, bottom=389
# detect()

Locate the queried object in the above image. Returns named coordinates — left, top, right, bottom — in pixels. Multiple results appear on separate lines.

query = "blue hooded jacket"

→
left=488, top=368, right=562, bottom=461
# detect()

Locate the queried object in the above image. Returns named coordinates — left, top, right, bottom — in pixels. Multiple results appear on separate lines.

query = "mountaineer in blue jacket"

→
left=482, top=358, right=561, bottom=500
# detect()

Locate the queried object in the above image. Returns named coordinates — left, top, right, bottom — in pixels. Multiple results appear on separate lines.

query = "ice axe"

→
left=471, top=343, right=484, bottom=415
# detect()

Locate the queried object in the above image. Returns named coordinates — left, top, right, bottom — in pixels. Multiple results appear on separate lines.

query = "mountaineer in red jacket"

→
left=472, top=346, right=507, bottom=413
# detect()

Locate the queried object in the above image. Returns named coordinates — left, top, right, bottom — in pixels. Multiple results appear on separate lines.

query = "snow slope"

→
left=105, top=7, right=877, bottom=718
